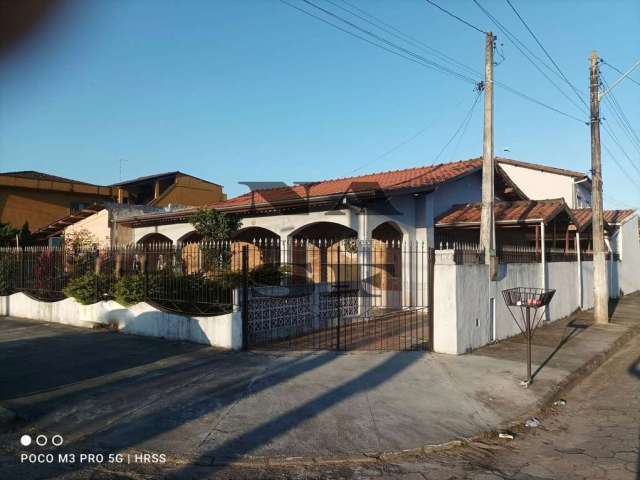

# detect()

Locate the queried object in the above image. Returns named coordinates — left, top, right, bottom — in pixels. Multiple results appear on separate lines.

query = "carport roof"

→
left=436, top=199, right=574, bottom=227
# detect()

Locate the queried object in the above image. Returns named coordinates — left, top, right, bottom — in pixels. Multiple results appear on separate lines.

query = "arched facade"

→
left=289, top=222, right=358, bottom=284
left=137, top=232, right=172, bottom=246
left=231, top=226, right=281, bottom=271
left=370, top=222, right=403, bottom=309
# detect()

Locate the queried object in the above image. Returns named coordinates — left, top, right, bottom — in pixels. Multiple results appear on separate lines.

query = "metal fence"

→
left=438, top=242, right=602, bottom=265
left=0, top=240, right=433, bottom=351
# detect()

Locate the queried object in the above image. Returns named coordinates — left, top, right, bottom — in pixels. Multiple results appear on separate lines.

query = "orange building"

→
left=0, top=171, right=120, bottom=231
left=111, top=171, right=226, bottom=208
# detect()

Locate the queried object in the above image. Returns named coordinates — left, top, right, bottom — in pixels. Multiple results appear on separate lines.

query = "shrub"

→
left=63, top=273, right=112, bottom=305
left=114, top=274, right=146, bottom=306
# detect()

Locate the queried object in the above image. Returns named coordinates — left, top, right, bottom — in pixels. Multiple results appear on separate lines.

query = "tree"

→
left=18, top=222, right=32, bottom=246
left=190, top=208, right=241, bottom=240
left=0, top=222, right=19, bottom=246
left=190, top=209, right=241, bottom=272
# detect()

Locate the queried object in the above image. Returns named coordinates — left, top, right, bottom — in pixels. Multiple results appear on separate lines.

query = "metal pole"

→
left=336, top=242, right=341, bottom=351
left=526, top=307, right=532, bottom=384
left=480, top=31, right=495, bottom=267
left=590, top=50, right=609, bottom=324
left=241, top=245, right=249, bottom=350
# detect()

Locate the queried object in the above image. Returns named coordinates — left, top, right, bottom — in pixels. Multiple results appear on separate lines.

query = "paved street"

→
left=0, top=293, right=637, bottom=479
left=217, top=331, right=639, bottom=480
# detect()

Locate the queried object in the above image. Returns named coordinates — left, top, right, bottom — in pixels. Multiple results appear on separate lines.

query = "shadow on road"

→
left=531, top=318, right=588, bottom=381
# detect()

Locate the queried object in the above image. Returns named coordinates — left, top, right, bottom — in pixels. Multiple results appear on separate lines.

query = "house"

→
left=32, top=202, right=166, bottom=247
left=117, top=157, right=535, bottom=249
left=496, top=158, right=592, bottom=208
left=111, top=171, right=226, bottom=208
left=0, top=171, right=120, bottom=231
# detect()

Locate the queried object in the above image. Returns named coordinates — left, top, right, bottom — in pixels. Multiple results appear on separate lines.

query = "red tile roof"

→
left=212, top=158, right=486, bottom=211
left=604, top=209, right=636, bottom=225
left=572, top=208, right=637, bottom=229
left=436, top=199, right=571, bottom=226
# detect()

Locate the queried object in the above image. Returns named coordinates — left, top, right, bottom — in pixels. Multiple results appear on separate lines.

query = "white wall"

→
left=0, top=293, right=242, bottom=350
left=499, top=163, right=578, bottom=207
left=614, top=215, right=640, bottom=295
left=433, top=251, right=597, bottom=354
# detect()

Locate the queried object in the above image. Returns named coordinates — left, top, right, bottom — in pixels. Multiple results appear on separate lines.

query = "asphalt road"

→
left=0, top=310, right=638, bottom=479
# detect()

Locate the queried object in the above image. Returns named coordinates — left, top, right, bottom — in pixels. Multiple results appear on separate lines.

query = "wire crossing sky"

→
left=0, top=0, right=638, bottom=209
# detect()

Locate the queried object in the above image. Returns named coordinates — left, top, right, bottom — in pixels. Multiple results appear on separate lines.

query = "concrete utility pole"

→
left=480, top=31, right=496, bottom=269
left=589, top=50, right=609, bottom=324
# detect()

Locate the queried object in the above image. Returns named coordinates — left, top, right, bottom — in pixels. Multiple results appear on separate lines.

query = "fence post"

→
left=144, top=245, right=149, bottom=300
left=336, top=242, right=341, bottom=350
left=20, top=246, right=25, bottom=290
left=95, top=252, right=102, bottom=303
left=241, top=245, right=249, bottom=350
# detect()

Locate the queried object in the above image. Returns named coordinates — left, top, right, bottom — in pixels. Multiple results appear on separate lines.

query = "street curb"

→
left=165, top=318, right=640, bottom=470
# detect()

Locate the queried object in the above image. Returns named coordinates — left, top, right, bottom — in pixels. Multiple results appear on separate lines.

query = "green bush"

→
left=114, top=273, right=146, bottom=306
left=63, top=273, right=112, bottom=305
left=0, top=257, right=15, bottom=295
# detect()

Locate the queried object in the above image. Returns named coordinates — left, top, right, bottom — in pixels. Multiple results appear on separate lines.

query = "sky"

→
left=0, top=0, right=638, bottom=209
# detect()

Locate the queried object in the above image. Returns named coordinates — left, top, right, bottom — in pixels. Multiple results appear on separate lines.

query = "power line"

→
left=602, top=121, right=640, bottom=179
left=602, top=143, right=640, bottom=192
left=473, top=0, right=587, bottom=116
left=449, top=91, right=480, bottom=162
left=504, top=0, right=586, bottom=107
left=433, top=89, right=482, bottom=163
left=335, top=0, right=482, bottom=77
left=423, top=0, right=487, bottom=34
left=278, top=0, right=478, bottom=85
left=602, top=84, right=640, bottom=155
left=602, top=60, right=640, bottom=88
left=494, top=80, right=587, bottom=123
left=282, top=0, right=587, bottom=124
left=348, top=95, right=471, bottom=174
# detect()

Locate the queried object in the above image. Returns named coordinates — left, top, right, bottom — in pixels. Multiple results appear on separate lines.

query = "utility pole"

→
left=589, top=50, right=609, bottom=324
left=480, top=31, right=496, bottom=271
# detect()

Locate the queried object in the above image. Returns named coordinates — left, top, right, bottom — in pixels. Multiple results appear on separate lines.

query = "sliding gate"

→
left=241, top=241, right=434, bottom=351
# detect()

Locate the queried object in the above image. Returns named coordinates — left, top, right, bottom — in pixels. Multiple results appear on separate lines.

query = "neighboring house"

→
left=0, top=171, right=120, bottom=231
left=497, top=158, right=592, bottom=208
left=32, top=203, right=167, bottom=247
left=111, top=171, right=226, bottom=208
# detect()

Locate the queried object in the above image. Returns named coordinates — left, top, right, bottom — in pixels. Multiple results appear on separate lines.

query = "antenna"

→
left=119, top=159, right=127, bottom=181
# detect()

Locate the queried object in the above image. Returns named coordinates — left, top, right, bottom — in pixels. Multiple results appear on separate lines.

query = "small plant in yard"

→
left=114, top=274, right=146, bottom=306
left=64, top=273, right=113, bottom=305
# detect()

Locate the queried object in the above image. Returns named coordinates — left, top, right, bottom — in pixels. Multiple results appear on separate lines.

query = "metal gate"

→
left=241, top=241, right=434, bottom=351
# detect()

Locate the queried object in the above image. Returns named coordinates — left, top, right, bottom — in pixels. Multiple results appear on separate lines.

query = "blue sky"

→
left=0, top=0, right=638, bottom=208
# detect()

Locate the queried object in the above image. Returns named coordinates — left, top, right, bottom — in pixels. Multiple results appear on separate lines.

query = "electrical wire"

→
left=504, top=0, right=586, bottom=106
left=281, top=0, right=588, bottom=124
left=601, top=76, right=640, bottom=154
left=298, top=0, right=480, bottom=84
left=423, top=0, right=487, bottom=34
left=473, top=0, right=587, bottom=116
left=334, top=0, right=482, bottom=77
left=602, top=60, right=640, bottom=88
left=432, top=89, right=482, bottom=163
left=278, top=0, right=477, bottom=83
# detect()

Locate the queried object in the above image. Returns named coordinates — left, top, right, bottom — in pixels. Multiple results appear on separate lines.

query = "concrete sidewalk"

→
left=0, top=293, right=638, bottom=474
